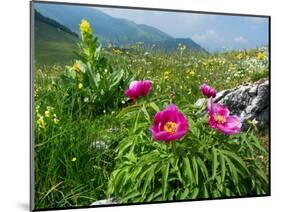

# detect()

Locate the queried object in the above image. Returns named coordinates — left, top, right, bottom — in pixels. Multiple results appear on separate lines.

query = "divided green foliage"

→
left=107, top=102, right=269, bottom=203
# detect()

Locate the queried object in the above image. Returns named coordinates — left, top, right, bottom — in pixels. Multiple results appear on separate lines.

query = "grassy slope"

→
left=34, top=46, right=269, bottom=209
left=35, top=20, right=78, bottom=67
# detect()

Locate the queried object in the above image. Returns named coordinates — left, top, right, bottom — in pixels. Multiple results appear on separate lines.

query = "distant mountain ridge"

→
left=34, top=10, right=79, bottom=66
left=35, top=10, right=79, bottom=38
left=34, top=3, right=207, bottom=52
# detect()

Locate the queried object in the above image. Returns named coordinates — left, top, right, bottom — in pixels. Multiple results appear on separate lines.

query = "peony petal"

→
left=160, top=109, right=179, bottom=125
left=215, top=104, right=230, bottom=117
left=152, top=131, right=171, bottom=141
left=150, top=103, right=188, bottom=142
left=128, top=81, right=139, bottom=89
left=201, top=83, right=217, bottom=98
left=142, top=80, right=152, bottom=96
left=152, top=111, right=162, bottom=131
left=125, top=80, right=152, bottom=100
left=201, top=83, right=209, bottom=95
left=208, top=115, right=217, bottom=129
left=125, top=89, right=137, bottom=100
left=209, top=88, right=217, bottom=98
left=167, top=104, right=178, bottom=111
left=207, top=98, right=214, bottom=115
left=207, top=98, right=230, bottom=118
left=217, top=115, right=241, bottom=135
left=153, top=111, right=161, bottom=123
left=150, top=125, right=160, bottom=135
left=159, top=104, right=180, bottom=124
left=134, top=84, right=144, bottom=96
left=168, top=130, right=188, bottom=141
left=176, top=112, right=188, bottom=131
left=176, top=123, right=188, bottom=132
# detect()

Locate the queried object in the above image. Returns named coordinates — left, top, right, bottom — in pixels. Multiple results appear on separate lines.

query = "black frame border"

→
left=30, top=0, right=271, bottom=211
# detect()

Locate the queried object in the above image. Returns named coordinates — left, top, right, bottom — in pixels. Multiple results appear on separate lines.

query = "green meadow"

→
left=34, top=20, right=269, bottom=209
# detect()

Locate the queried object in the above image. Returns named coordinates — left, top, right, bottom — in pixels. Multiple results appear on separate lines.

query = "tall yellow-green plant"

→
left=63, top=19, right=134, bottom=114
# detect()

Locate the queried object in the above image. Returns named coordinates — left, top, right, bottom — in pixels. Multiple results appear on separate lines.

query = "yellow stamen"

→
left=164, top=121, right=177, bottom=134
left=214, top=114, right=227, bottom=124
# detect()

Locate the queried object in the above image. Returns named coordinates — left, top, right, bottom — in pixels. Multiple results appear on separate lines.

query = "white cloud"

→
left=191, top=29, right=222, bottom=43
left=191, top=29, right=225, bottom=52
left=234, top=36, right=248, bottom=43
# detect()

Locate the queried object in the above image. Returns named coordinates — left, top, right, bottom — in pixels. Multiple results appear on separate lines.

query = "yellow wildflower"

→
left=257, top=52, right=265, bottom=60
left=80, top=19, right=92, bottom=34
left=44, top=110, right=50, bottom=118
left=53, top=118, right=59, bottom=124
left=189, top=71, right=195, bottom=76
left=78, top=83, right=83, bottom=89
left=236, top=53, right=244, bottom=60
left=163, top=70, right=171, bottom=80
left=35, top=105, right=40, bottom=113
left=72, top=63, right=80, bottom=72
left=112, top=48, right=123, bottom=54
left=46, top=106, right=54, bottom=111
left=71, top=157, right=77, bottom=162
left=37, top=116, right=46, bottom=129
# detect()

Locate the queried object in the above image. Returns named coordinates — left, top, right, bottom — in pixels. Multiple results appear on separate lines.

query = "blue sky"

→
left=99, top=7, right=269, bottom=52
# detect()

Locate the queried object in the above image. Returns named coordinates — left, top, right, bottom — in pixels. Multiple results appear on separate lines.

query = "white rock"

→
left=91, top=140, right=108, bottom=150
left=90, top=198, right=116, bottom=206
left=214, top=78, right=269, bottom=130
left=194, top=98, right=207, bottom=108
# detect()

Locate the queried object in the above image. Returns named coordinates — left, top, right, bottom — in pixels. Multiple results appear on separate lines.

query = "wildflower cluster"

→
left=124, top=77, right=241, bottom=143
left=35, top=105, right=59, bottom=129
left=112, top=48, right=123, bottom=55
left=185, top=69, right=195, bottom=79
left=163, top=70, right=171, bottom=80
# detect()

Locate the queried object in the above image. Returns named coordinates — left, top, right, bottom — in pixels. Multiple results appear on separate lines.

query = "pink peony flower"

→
left=201, top=83, right=217, bottom=98
left=150, top=104, right=188, bottom=142
left=208, top=98, right=241, bottom=135
left=125, top=80, right=152, bottom=100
